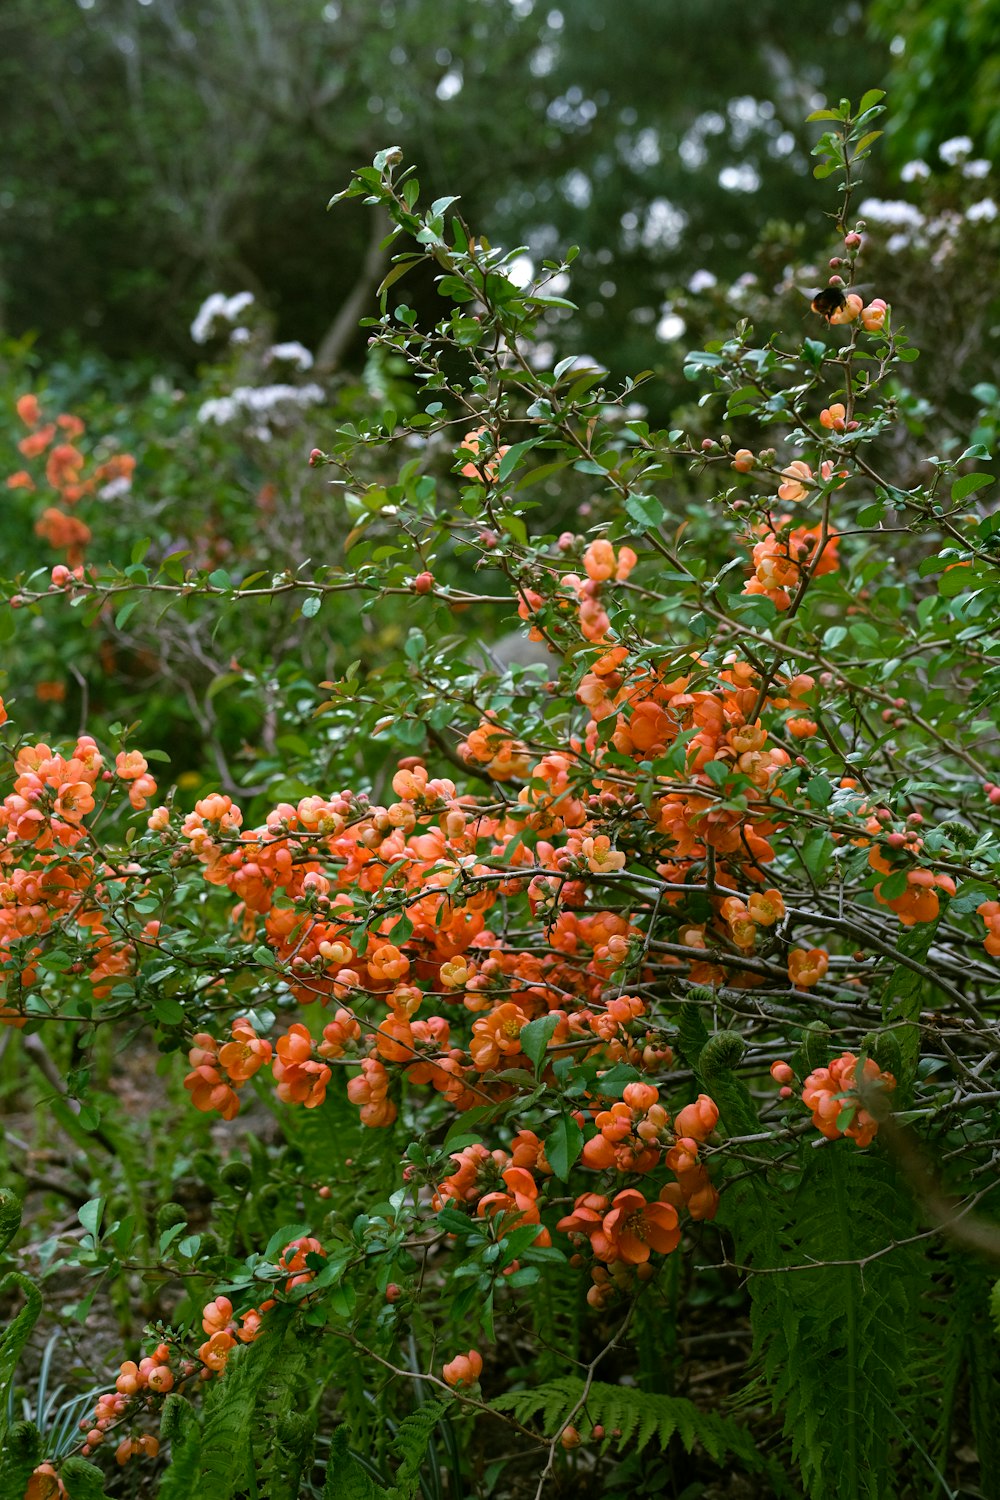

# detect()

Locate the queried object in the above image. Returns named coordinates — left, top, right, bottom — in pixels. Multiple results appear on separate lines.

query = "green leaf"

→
left=625, top=492, right=665, bottom=530
left=519, top=1014, right=558, bottom=1073
left=593, top=1061, right=640, bottom=1096
left=264, top=1222, right=314, bottom=1261
left=152, top=997, right=185, bottom=1026
left=301, top=594, right=322, bottom=619
left=115, top=597, right=139, bottom=630
left=497, top=439, right=539, bottom=484
left=801, top=829, right=834, bottom=881
left=78, top=1197, right=104, bottom=1240
left=805, top=775, right=832, bottom=808
left=546, top=1114, right=584, bottom=1180
left=938, top=565, right=976, bottom=598
left=951, top=472, right=994, bottom=502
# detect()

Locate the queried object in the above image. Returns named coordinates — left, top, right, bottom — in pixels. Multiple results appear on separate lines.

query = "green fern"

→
left=0, top=1418, right=41, bottom=1496
left=388, top=1398, right=446, bottom=1498
left=0, top=1271, right=42, bottom=1450
left=59, top=1456, right=112, bottom=1498
left=191, top=1307, right=294, bottom=1497
left=321, top=1399, right=448, bottom=1500
left=675, top=997, right=711, bottom=1068
left=256, top=1343, right=317, bottom=1499
left=532, top=1257, right=585, bottom=1381
left=879, top=917, right=940, bottom=1096
left=0, top=1189, right=22, bottom=1254
left=490, top=1375, right=762, bottom=1469
left=323, top=1425, right=385, bottom=1498
left=967, top=1272, right=1000, bottom=1500
left=740, top=1146, right=920, bottom=1500
left=157, top=1400, right=203, bottom=1500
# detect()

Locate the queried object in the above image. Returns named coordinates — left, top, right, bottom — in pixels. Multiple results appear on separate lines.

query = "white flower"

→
left=886, top=233, right=911, bottom=255
left=230, top=327, right=252, bottom=345
left=655, top=309, right=686, bottom=342
left=197, top=396, right=238, bottom=425
left=966, top=197, right=998, bottom=222
left=226, top=292, right=255, bottom=320
left=190, top=291, right=256, bottom=344
left=265, top=341, right=315, bottom=371
left=190, top=293, right=229, bottom=345
left=900, top=159, right=930, bottom=183
left=939, top=135, right=973, bottom=166
left=98, top=476, right=133, bottom=502
left=857, top=197, right=924, bottom=228
left=196, top=383, right=325, bottom=427
left=962, top=158, right=991, bottom=180
left=687, top=269, right=718, bottom=293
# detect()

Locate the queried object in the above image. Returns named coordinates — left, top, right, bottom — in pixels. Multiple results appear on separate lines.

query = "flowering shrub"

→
left=1, top=95, right=999, bottom=1500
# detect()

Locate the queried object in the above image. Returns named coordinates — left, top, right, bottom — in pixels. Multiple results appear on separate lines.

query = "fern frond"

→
left=388, top=1398, right=446, bottom=1499
left=254, top=1342, right=316, bottom=1499
left=323, top=1425, right=386, bottom=1498
left=739, top=1146, right=921, bottom=1500
left=490, top=1375, right=761, bottom=1469
left=59, top=1456, right=112, bottom=1498
left=0, top=1189, right=22, bottom=1254
left=192, top=1307, right=294, bottom=1498
left=0, top=1418, right=41, bottom=1496
left=967, top=1277, right=1000, bottom=1500
left=157, top=1418, right=203, bottom=1500
left=879, top=917, right=940, bottom=1096
left=0, top=1271, right=42, bottom=1448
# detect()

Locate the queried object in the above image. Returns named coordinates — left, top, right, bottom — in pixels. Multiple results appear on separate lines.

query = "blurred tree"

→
left=869, top=0, right=1000, bottom=162
left=0, top=0, right=887, bottom=374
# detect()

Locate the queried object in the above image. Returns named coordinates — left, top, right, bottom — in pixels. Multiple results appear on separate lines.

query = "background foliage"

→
left=1, top=8, right=1000, bottom=1499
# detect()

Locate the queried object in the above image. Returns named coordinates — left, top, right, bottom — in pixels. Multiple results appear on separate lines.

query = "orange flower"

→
left=477, top=1165, right=551, bottom=1246
left=219, top=1016, right=272, bottom=1081
left=977, top=899, right=1000, bottom=957
left=802, top=1052, right=895, bottom=1148
left=201, top=1294, right=234, bottom=1335
left=598, top=1188, right=680, bottom=1264
left=443, top=1349, right=483, bottom=1387
left=673, top=1094, right=719, bottom=1142
left=25, top=1464, right=67, bottom=1500
left=829, top=292, right=864, bottom=326
left=198, top=1330, right=236, bottom=1372
left=459, top=427, right=509, bottom=482
left=279, top=1235, right=327, bottom=1292
left=45, top=443, right=84, bottom=491
left=747, top=888, right=784, bottom=926
left=583, top=538, right=616, bottom=582
left=470, top=1001, right=528, bottom=1071
left=16, top=393, right=41, bottom=427
left=787, top=947, right=828, bottom=988
left=778, top=460, right=814, bottom=503
left=18, top=424, right=56, bottom=457
left=860, top=298, right=887, bottom=332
